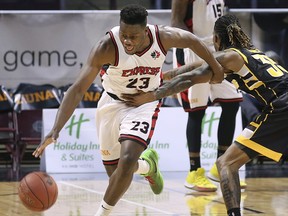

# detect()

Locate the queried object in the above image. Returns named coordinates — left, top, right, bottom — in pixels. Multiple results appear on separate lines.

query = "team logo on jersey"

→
left=151, top=50, right=160, bottom=59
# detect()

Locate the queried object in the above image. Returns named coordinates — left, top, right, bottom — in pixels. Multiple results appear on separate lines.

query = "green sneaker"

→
left=140, top=148, right=164, bottom=194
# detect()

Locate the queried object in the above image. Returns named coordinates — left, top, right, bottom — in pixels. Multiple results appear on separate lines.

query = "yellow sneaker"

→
left=208, top=163, right=220, bottom=182
left=184, top=168, right=217, bottom=192
left=208, top=163, right=247, bottom=189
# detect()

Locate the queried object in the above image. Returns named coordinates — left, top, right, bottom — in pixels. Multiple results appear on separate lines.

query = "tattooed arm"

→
left=122, top=63, right=213, bottom=106
left=156, top=63, right=212, bottom=99
left=163, top=61, right=203, bottom=80
left=121, top=51, right=234, bottom=106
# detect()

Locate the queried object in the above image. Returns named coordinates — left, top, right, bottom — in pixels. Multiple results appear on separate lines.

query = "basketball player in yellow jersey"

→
left=122, top=14, right=288, bottom=216
left=32, top=4, right=223, bottom=216
left=171, top=0, right=243, bottom=192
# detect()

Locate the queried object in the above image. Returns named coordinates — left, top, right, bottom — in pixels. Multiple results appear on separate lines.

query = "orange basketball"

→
left=18, top=171, right=58, bottom=212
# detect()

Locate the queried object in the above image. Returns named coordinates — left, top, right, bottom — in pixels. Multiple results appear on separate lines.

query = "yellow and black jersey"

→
left=229, top=48, right=288, bottom=162
left=226, top=48, right=288, bottom=113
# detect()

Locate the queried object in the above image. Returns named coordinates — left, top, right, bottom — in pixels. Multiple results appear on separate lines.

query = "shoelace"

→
left=195, top=175, right=213, bottom=186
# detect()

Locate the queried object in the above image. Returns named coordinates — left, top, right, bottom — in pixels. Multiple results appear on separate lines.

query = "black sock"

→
left=227, top=208, right=241, bottom=216
left=190, top=156, right=200, bottom=171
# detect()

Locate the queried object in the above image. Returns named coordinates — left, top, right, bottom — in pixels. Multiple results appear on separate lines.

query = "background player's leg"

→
left=184, top=109, right=217, bottom=192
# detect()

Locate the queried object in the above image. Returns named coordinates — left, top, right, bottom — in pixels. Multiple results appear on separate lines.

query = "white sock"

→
left=135, top=158, right=150, bottom=175
left=94, top=200, right=114, bottom=216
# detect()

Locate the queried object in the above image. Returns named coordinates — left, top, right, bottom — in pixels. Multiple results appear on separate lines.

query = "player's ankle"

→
left=227, top=207, right=241, bottom=216
left=95, top=200, right=114, bottom=216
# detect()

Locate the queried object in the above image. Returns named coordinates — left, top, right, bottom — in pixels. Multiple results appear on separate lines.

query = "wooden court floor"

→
left=0, top=169, right=288, bottom=216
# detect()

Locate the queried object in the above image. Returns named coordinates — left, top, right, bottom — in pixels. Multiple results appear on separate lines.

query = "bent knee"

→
left=216, top=155, right=243, bottom=172
left=118, top=154, right=139, bottom=174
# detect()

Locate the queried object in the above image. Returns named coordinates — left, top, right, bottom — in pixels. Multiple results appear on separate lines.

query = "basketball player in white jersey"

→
left=33, top=4, right=223, bottom=216
left=171, top=0, right=244, bottom=192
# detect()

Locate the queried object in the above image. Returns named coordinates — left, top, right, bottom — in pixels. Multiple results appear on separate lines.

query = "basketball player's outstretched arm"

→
left=33, top=35, right=115, bottom=158
left=163, top=60, right=203, bottom=80
left=158, top=25, right=224, bottom=83
left=122, top=62, right=213, bottom=106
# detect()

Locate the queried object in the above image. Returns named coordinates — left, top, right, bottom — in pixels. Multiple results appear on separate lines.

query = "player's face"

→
left=119, top=21, right=148, bottom=55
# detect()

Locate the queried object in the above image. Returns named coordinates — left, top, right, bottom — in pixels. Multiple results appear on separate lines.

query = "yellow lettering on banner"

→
left=83, top=92, right=101, bottom=102
left=0, top=93, right=8, bottom=101
left=45, top=90, right=55, bottom=100
left=22, top=90, right=56, bottom=103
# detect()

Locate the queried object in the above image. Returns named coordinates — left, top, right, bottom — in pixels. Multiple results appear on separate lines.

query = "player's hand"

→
left=209, top=70, right=224, bottom=84
left=163, top=71, right=172, bottom=80
left=209, top=65, right=224, bottom=84
left=121, top=90, right=157, bottom=107
left=32, top=131, right=59, bottom=158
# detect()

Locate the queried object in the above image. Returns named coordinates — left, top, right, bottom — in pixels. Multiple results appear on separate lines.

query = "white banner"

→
left=43, top=108, right=104, bottom=173
left=42, top=107, right=244, bottom=174
left=0, top=11, right=173, bottom=89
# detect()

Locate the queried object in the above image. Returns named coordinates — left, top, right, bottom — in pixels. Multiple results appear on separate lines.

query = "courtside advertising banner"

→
left=42, top=107, right=245, bottom=175
left=0, top=11, right=172, bottom=89
left=43, top=108, right=105, bottom=173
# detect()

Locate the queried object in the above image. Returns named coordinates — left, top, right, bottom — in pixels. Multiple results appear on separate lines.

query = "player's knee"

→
left=216, top=155, right=232, bottom=172
left=118, top=154, right=138, bottom=175
left=216, top=154, right=240, bottom=175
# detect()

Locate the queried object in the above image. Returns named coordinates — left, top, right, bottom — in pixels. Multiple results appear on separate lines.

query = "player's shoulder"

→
left=157, top=25, right=185, bottom=37
left=96, top=34, right=114, bottom=51
left=92, top=33, right=115, bottom=64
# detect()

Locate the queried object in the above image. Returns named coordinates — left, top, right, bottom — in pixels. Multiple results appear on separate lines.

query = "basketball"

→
left=18, top=171, right=58, bottom=212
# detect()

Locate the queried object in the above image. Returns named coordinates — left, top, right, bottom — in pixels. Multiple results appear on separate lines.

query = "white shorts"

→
left=95, top=91, right=161, bottom=163
left=173, top=47, right=243, bottom=111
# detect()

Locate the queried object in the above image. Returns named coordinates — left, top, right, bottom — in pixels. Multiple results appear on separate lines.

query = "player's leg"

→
left=95, top=140, right=146, bottom=216
left=102, top=138, right=164, bottom=207
left=209, top=80, right=242, bottom=159
left=208, top=80, right=245, bottom=188
left=187, top=108, right=205, bottom=172
left=102, top=140, right=145, bottom=205
left=103, top=164, right=117, bottom=177
left=95, top=94, right=163, bottom=215
left=180, top=83, right=217, bottom=192
left=175, top=48, right=216, bottom=191
left=217, top=101, right=239, bottom=158
left=216, top=142, right=251, bottom=216
left=218, top=106, right=288, bottom=216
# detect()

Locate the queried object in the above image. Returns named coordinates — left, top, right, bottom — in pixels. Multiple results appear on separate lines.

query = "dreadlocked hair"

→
left=214, top=14, right=253, bottom=50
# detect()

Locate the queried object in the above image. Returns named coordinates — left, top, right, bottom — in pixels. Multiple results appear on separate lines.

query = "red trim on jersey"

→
left=103, top=158, right=119, bottom=166
left=147, top=102, right=161, bottom=141
left=119, top=134, right=148, bottom=148
left=213, top=97, right=243, bottom=103
left=155, top=25, right=167, bottom=55
left=118, top=102, right=162, bottom=147
left=108, top=31, right=119, bottom=66
left=185, top=105, right=208, bottom=112
left=180, top=91, right=189, bottom=102
left=135, top=28, right=153, bottom=56
left=99, top=67, right=106, bottom=77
